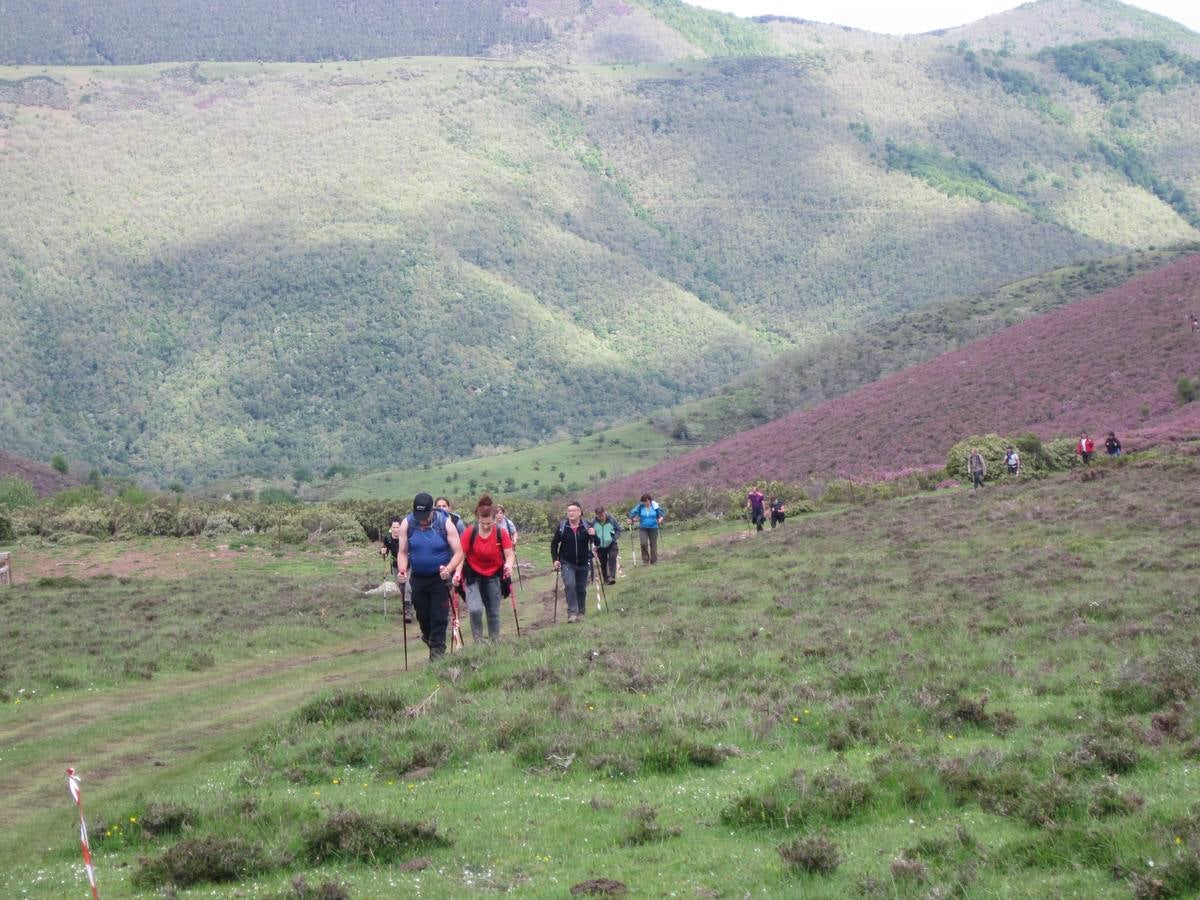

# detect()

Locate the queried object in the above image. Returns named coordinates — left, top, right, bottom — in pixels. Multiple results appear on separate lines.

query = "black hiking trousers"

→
left=409, top=573, right=450, bottom=659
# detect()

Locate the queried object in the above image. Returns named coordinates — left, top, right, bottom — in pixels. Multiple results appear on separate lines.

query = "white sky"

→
left=688, top=1, right=1200, bottom=37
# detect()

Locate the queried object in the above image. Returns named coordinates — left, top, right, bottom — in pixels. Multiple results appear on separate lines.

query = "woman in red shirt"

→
left=454, top=495, right=515, bottom=642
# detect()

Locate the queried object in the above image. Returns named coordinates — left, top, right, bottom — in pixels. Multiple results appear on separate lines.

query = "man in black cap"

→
left=396, top=492, right=464, bottom=659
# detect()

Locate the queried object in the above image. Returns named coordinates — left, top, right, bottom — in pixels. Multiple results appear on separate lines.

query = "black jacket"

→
left=550, top=520, right=594, bottom=566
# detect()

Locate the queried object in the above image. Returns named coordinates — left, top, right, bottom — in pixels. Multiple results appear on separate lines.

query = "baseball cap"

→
left=412, top=492, right=434, bottom=522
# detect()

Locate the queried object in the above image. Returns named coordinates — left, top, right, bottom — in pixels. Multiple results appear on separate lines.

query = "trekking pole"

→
left=400, top=576, right=408, bottom=672
left=553, top=570, right=560, bottom=623
left=591, top=546, right=608, bottom=613
left=449, top=583, right=464, bottom=652
left=512, top=545, right=525, bottom=590
left=509, top=581, right=522, bottom=637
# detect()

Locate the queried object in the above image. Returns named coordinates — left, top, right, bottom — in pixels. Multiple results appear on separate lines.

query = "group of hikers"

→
left=965, top=431, right=1123, bottom=489
left=380, top=492, right=665, bottom=658
left=745, top=487, right=787, bottom=532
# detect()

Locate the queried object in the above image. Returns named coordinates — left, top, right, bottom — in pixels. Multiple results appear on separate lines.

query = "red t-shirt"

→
left=462, top=524, right=513, bottom=577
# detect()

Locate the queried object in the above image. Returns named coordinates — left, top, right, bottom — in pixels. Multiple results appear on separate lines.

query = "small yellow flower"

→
left=362, top=782, right=369, bottom=788
left=947, top=734, right=955, bottom=740
left=804, top=709, right=811, bottom=715
left=792, top=716, right=799, bottom=723
left=1177, top=836, right=1184, bottom=845
left=408, top=783, right=415, bottom=790
left=313, top=790, right=320, bottom=796
left=129, top=816, right=137, bottom=824
left=332, top=778, right=340, bottom=784
left=387, top=780, right=395, bottom=785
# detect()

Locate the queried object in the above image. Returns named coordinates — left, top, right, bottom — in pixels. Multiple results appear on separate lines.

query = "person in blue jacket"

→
left=628, top=493, right=664, bottom=565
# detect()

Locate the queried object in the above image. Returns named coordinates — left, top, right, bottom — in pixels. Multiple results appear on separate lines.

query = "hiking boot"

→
left=567, top=613, right=578, bottom=624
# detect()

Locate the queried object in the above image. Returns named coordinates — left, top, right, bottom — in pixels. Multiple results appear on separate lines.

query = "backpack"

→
left=405, top=509, right=450, bottom=544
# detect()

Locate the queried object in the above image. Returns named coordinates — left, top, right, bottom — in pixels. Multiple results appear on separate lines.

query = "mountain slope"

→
left=588, top=252, right=1200, bottom=502
left=934, top=0, right=1200, bottom=55
left=3, top=16, right=1200, bottom=482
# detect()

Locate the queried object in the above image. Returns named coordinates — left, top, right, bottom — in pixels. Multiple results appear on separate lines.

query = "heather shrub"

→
left=779, top=833, right=841, bottom=875
left=132, top=835, right=269, bottom=888
left=301, top=808, right=448, bottom=864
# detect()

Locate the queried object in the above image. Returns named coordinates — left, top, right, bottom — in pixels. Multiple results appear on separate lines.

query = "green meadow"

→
left=1, top=444, right=1197, bottom=897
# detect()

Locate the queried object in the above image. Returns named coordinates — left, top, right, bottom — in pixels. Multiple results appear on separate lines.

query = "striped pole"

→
left=66, top=768, right=100, bottom=899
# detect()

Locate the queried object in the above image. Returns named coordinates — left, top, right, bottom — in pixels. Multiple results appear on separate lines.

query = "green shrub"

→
left=0, top=476, right=37, bottom=509
left=50, top=486, right=103, bottom=509
left=946, top=434, right=1010, bottom=483
left=47, top=505, right=112, bottom=538
left=0, top=513, right=12, bottom=542
left=1178, top=376, right=1198, bottom=405
left=50, top=454, right=68, bottom=474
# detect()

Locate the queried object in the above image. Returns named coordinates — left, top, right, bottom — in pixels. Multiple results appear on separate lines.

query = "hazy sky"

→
left=689, top=1, right=1200, bottom=36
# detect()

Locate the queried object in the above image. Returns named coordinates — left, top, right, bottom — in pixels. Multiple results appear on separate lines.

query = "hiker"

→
left=769, top=496, right=786, bottom=528
left=380, top=516, right=414, bottom=623
left=551, top=501, right=595, bottom=623
left=967, top=447, right=986, bottom=490
left=591, top=506, right=621, bottom=585
left=628, top=493, right=664, bottom=564
left=1004, top=446, right=1021, bottom=477
left=434, top=497, right=467, bottom=535
left=1105, top=431, right=1122, bottom=457
left=746, top=486, right=766, bottom=532
left=1192, top=314, right=1199, bottom=332
left=455, top=495, right=515, bottom=643
left=496, top=504, right=519, bottom=544
left=396, top=492, right=464, bottom=659
left=1076, top=433, right=1095, bottom=465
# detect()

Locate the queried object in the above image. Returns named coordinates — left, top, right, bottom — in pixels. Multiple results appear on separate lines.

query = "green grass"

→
left=333, top=420, right=686, bottom=501
left=1, top=445, right=1198, bottom=896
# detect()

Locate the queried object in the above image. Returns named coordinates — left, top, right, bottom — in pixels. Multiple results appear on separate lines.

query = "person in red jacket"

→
left=1076, top=433, right=1095, bottom=464
left=454, top=495, right=515, bottom=643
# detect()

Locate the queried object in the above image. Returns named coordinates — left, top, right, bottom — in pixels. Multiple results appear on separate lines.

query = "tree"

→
left=50, top=454, right=68, bottom=474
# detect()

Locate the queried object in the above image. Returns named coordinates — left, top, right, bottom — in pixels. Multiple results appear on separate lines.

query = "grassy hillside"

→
left=1, top=443, right=1197, bottom=896
left=3, top=17, right=1200, bottom=484
left=590, top=252, right=1200, bottom=502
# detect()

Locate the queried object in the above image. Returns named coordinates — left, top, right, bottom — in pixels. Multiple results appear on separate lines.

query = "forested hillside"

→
left=2, top=2, right=1199, bottom=484
left=589, top=252, right=1200, bottom=503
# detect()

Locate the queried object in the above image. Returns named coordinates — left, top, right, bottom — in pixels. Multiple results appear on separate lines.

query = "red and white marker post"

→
left=66, top=768, right=100, bottom=899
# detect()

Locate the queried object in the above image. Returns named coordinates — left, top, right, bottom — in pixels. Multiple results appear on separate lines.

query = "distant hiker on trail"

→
left=591, top=506, right=621, bottom=585
left=455, top=495, right=515, bottom=643
left=496, top=505, right=519, bottom=544
left=1076, top=433, right=1095, bottom=465
left=628, top=493, right=664, bottom=564
left=551, top=501, right=594, bottom=623
left=435, top=497, right=467, bottom=536
left=1005, top=447, right=1021, bottom=478
left=1105, top=431, right=1122, bottom=457
left=1192, top=314, right=1199, bottom=332
left=770, top=496, right=786, bottom=528
left=746, top=486, right=766, bottom=532
left=967, top=448, right=986, bottom=490
left=380, top=516, right=414, bottom=623
left=397, top=492, right=464, bottom=660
